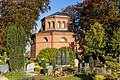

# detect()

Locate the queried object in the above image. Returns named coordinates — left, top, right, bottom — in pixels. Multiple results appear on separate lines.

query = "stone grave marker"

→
left=61, top=51, right=65, bottom=65
left=46, top=65, right=53, bottom=74
left=66, top=51, right=69, bottom=65
left=74, top=59, right=79, bottom=67
left=26, top=63, right=34, bottom=73
left=56, top=51, right=61, bottom=65
left=0, top=65, right=9, bottom=73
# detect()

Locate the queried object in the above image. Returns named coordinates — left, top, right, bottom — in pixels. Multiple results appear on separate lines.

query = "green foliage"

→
left=0, top=0, right=50, bottom=35
left=2, top=52, right=8, bottom=63
left=0, top=61, right=6, bottom=65
left=37, top=48, right=58, bottom=63
left=6, top=26, right=27, bottom=71
left=0, top=28, right=6, bottom=54
left=110, top=28, right=120, bottom=57
left=59, top=47, right=75, bottom=63
left=94, top=75, right=105, bottom=80
left=24, top=60, right=31, bottom=67
left=104, top=56, right=112, bottom=61
left=105, top=61, right=120, bottom=71
left=84, top=22, right=106, bottom=56
left=89, top=56, right=94, bottom=70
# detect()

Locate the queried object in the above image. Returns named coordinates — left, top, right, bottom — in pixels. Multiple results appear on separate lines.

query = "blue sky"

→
left=36, top=0, right=84, bottom=31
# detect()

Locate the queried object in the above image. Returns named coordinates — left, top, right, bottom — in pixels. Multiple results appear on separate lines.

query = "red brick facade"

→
left=31, top=12, right=79, bottom=59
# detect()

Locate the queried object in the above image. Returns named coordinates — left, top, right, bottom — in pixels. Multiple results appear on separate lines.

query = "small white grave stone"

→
left=74, top=59, right=79, bottom=67
left=46, top=65, right=53, bottom=74
left=26, top=63, right=34, bottom=72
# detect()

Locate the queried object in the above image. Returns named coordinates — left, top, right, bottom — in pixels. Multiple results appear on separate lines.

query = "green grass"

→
left=32, top=75, right=81, bottom=80
left=27, top=73, right=93, bottom=80
left=0, top=71, right=93, bottom=80
left=0, top=71, right=30, bottom=80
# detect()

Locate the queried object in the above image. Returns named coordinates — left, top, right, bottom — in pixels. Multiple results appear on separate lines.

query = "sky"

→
left=36, top=0, right=84, bottom=32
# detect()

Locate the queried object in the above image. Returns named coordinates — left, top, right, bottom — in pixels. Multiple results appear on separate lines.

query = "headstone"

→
left=26, top=63, right=34, bottom=72
left=66, top=51, right=69, bottom=65
left=0, top=65, right=9, bottom=73
left=61, top=51, right=65, bottom=65
left=46, top=65, right=53, bottom=74
left=74, top=59, right=79, bottom=67
left=85, top=63, right=89, bottom=69
left=56, top=51, right=61, bottom=65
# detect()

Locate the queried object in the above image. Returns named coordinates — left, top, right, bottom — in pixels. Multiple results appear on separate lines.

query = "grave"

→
left=74, top=59, right=79, bottom=67
left=0, top=65, right=9, bottom=73
left=26, top=63, right=34, bottom=73
left=46, top=65, right=53, bottom=74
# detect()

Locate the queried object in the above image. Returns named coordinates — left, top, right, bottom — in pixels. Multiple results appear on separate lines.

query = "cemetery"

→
left=0, top=0, right=120, bottom=80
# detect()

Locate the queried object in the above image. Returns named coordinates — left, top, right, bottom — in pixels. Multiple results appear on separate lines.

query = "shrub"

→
left=34, top=66, right=43, bottom=71
left=104, top=56, right=112, bottom=61
left=94, top=75, right=105, bottom=80
left=36, top=48, right=58, bottom=63
left=0, top=61, right=6, bottom=65
left=2, top=52, right=8, bottom=63
left=104, top=73, right=115, bottom=80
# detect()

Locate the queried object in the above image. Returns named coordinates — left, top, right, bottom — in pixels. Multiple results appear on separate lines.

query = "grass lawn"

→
left=28, top=73, right=93, bottom=80
left=32, top=75, right=81, bottom=80
left=0, top=71, right=93, bottom=80
left=0, top=71, right=30, bottom=80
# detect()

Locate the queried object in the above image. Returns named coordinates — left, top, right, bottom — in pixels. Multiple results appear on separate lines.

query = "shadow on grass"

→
left=74, top=73, right=93, bottom=80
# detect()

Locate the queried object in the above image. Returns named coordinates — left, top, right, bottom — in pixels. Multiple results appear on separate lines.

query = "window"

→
left=62, top=22, right=65, bottom=28
left=60, top=37, right=67, bottom=42
left=48, top=22, right=50, bottom=29
left=52, top=21, right=55, bottom=28
left=58, top=21, right=61, bottom=28
left=43, top=37, right=48, bottom=42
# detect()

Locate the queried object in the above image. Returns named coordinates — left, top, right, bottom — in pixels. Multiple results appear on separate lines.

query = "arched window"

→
left=43, top=37, right=48, bottom=42
left=60, top=37, right=67, bottom=42
left=58, top=21, right=61, bottom=28
left=48, top=22, right=50, bottom=29
left=62, top=22, right=65, bottom=28
left=52, top=21, right=55, bottom=28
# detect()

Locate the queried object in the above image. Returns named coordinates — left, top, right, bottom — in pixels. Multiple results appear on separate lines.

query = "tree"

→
left=110, top=28, right=120, bottom=57
left=0, top=28, right=6, bottom=54
left=36, top=48, right=58, bottom=63
left=83, top=22, right=106, bottom=57
left=62, top=3, right=81, bottom=32
left=0, top=0, right=50, bottom=35
left=0, top=0, right=50, bottom=55
left=6, top=26, right=27, bottom=71
left=80, top=0, right=120, bottom=32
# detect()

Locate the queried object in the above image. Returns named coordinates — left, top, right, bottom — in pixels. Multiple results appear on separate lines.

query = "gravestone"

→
left=56, top=51, right=61, bottom=65
left=66, top=51, right=69, bottom=65
left=46, top=65, right=53, bottom=74
left=74, top=59, right=79, bottom=67
left=26, top=63, right=34, bottom=73
left=0, top=65, right=9, bottom=73
left=62, top=51, right=65, bottom=65
left=85, top=63, right=89, bottom=69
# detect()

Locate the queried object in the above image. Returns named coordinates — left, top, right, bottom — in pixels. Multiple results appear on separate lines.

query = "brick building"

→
left=31, top=12, right=79, bottom=59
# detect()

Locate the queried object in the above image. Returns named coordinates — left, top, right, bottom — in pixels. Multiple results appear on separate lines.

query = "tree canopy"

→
left=0, top=0, right=50, bottom=35
left=84, top=22, right=106, bottom=56
left=0, top=0, right=50, bottom=54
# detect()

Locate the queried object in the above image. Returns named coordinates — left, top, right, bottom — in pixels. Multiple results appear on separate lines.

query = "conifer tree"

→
left=6, top=26, right=27, bottom=71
